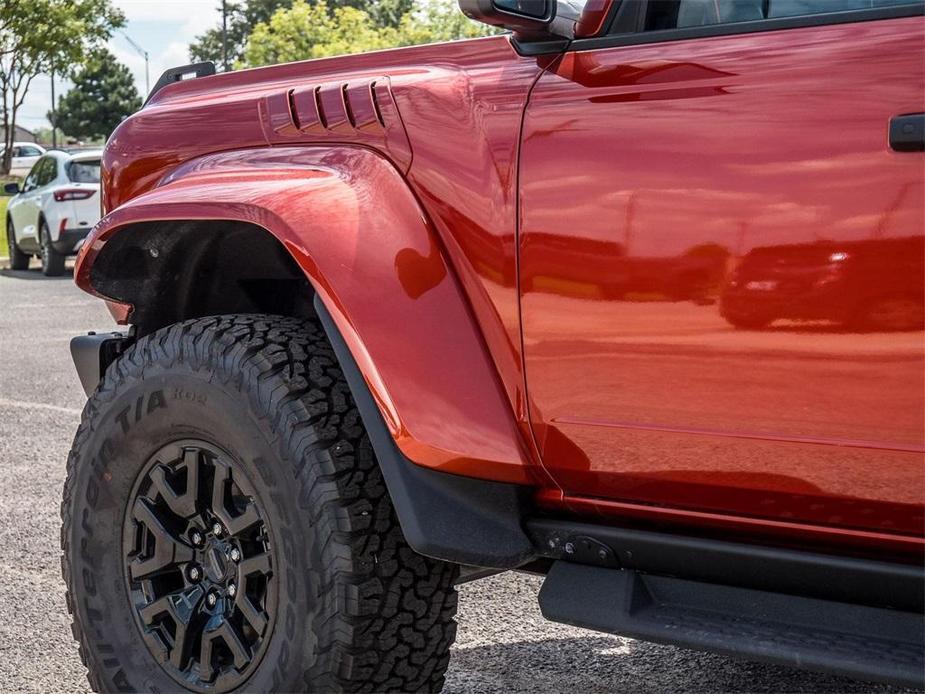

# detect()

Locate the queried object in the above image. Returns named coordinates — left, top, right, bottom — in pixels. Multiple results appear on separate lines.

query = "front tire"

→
left=39, top=218, right=66, bottom=276
left=6, top=216, right=30, bottom=270
left=61, top=314, right=459, bottom=693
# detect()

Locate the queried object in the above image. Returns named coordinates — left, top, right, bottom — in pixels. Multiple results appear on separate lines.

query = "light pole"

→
left=222, top=0, right=229, bottom=72
left=50, top=69, right=57, bottom=148
left=120, top=31, right=150, bottom=96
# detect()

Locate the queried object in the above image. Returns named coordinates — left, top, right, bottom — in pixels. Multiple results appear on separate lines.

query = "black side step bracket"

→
left=539, top=561, right=925, bottom=688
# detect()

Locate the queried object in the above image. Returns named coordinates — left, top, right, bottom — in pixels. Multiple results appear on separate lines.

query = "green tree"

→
left=190, top=0, right=288, bottom=70
left=393, top=1, right=498, bottom=45
left=242, top=0, right=496, bottom=68
left=0, top=0, right=123, bottom=173
left=244, top=1, right=392, bottom=66
left=190, top=0, right=413, bottom=70
left=52, top=49, right=141, bottom=141
left=30, top=125, right=65, bottom=144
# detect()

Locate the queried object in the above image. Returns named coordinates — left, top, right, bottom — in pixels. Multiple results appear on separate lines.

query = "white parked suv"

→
left=1, top=141, right=46, bottom=176
left=5, top=149, right=102, bottom=276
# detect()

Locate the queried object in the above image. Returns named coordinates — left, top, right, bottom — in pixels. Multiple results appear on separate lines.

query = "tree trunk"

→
left=1, top=84, right=11, bottom=176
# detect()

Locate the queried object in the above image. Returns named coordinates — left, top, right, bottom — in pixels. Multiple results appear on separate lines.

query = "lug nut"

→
left=229, top=547, right=241, bottom=562
left=212, top=522, right=223, bottom=537
left=206, top=591, right=217, bottom=607
left=227, top=583, right=237, bottom=598
left=188, top=565, right=201, bottom=582
left=191, top=530, right=204, bottom=547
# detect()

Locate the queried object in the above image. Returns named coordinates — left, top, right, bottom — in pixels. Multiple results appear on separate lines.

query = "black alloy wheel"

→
left=123, top=440, right=275, bottom=692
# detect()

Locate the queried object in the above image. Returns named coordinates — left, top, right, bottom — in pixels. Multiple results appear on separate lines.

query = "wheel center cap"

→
left=205, top=544, right=229, bottom=582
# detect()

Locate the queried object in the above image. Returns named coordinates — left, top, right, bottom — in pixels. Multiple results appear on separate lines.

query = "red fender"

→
left=76, top=145, right=540, bottom=484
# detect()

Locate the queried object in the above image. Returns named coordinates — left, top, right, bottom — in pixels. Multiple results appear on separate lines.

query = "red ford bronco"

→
left=62, top=1, right=925, bottom=691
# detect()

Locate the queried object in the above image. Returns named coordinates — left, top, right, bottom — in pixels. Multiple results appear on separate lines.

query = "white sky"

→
left=18, top=1, right=222, bottom=131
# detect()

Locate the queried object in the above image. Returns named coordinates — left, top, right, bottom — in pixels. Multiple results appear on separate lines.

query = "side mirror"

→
left=459, top=0, right=557, bottom=38
left=459, top=0, right=613, bottom=41
left=3, top=182, right=20, bottom=195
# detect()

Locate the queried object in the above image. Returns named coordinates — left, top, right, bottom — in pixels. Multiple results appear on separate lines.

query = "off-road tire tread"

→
left=61, top=314, right=458, bottom=693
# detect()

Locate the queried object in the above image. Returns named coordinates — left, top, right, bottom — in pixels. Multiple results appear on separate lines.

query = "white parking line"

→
left=0, top=398, right=81, bottom=415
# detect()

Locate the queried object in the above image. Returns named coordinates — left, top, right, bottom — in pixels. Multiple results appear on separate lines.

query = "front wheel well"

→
left=88, top=220, right=315, bottom=336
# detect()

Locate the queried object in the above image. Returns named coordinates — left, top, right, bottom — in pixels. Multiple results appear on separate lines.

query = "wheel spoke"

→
left=138, top=587, right=204, bottom=670
left=130, top=497, right=194, bottom=580
left=200, top=620, right=251, bottom=678
left=234, top=552, right=271, bottom=634
left=238, top=552, right=271, bottom=576
left=150, top=447, right=201, bottom=518
left=235, top=592, right=268, bottom=635
left=211, top=464, right=260, bottom=535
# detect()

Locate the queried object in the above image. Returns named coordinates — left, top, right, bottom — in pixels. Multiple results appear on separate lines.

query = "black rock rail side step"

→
left=538, top=561, right=925, bottom=688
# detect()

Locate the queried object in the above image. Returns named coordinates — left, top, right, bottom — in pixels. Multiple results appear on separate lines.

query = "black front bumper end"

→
left=51, top=227, right=91, bottom=255
left=70, top=331, right=133, bottom=397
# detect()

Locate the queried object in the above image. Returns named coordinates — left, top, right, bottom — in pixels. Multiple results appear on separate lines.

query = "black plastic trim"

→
left=313, top=295, right=535, bottom=569
left=570, top=3, right=923, bottom=52
left=70, top=331, right=132, bottom=397
left=890, top=113, right=925, bottom=152
left=51, top=228, right=90, bottom=255
left=539, top=561, right=924, bottom=688
left=510, top=35, right=572, bottom=55
left=144, top=62, right=216, bottom=106
left=527, top=517, right=924, bottom=611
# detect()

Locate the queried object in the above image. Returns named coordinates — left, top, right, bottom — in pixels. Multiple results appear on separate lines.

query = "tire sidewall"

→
left=66, top=369, right=318, bottom=693
left=39, top=219, right=64, bottom=275
left=39, top=219, right=49, bottom=271
left=7, top=216, right=29, bottom=270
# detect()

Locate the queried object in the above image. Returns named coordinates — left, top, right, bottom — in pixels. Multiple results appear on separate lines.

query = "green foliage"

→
left=190, top=0, right=414, bottom=70
left=190, top=0, right=289, bottom=69
left=242, top=0, right=498, bottom=68
left=52, top=49, right=141, bottom=141
left=393, top=1, right=498, bottom=45
left=30, top=126, right=65, bottom=145
left=244, top=1, right=389, bottom=66
left=0, top=0, right=123, bottom=172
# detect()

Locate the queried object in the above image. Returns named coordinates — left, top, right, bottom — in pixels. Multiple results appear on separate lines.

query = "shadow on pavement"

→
left=446, top=636, right=906, bottom=694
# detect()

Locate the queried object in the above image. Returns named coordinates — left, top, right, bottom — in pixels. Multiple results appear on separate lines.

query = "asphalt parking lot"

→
left=0, top=261, right=910, bottom=693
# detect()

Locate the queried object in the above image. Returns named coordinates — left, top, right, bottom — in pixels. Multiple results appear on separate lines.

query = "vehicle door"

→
left=519, top=0, right=925, bottom=544
left=7, top=158, right=46, bottom=248
left=20, top=157, right=57, bottom=240
left=11, top=144, right=43, bottom=175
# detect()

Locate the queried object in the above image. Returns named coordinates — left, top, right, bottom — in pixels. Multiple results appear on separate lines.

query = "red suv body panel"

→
left=520, top=16, right=924, bottom=554
left=79, top=14, right=924, bottom=560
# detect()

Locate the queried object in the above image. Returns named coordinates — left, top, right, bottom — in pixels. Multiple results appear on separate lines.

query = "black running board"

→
left=538, top=561, right=924, bottom=688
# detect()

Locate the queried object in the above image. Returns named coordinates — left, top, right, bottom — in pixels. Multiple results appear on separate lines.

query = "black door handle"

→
left=889, top=114, right=924, bottom=152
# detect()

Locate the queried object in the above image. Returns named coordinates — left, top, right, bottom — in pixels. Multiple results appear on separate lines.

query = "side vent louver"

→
left=261, top=76, right=410, bottom=170
left=265, top=78, right=389, bottom=135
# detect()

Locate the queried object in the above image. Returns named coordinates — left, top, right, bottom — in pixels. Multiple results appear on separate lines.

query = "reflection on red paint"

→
left=520, top=17, right=925, bottom=542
